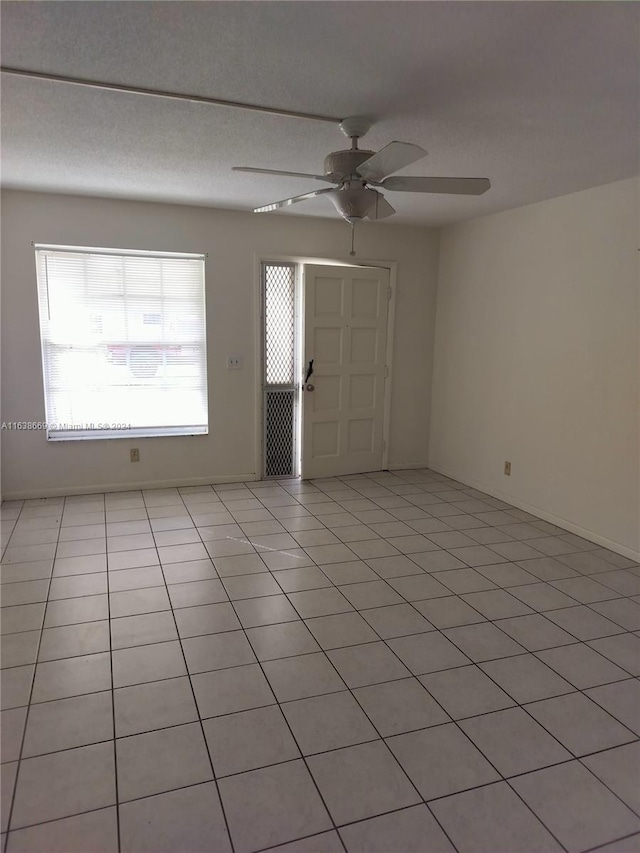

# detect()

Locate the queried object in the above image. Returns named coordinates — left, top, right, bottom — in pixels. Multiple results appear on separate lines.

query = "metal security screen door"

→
left=301, top=263, right=390, bottom=479
left=262, top=262, right=298, bottom=478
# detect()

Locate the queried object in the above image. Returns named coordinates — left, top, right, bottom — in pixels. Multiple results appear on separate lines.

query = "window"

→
left=35, top=245, right=208, bottom=440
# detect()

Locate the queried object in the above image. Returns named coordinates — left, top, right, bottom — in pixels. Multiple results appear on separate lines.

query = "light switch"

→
left=227, top=355, right=242, bottom=369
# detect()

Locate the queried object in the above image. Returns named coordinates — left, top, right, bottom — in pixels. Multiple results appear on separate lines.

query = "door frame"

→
left=254, top=252, right=397, bottom=481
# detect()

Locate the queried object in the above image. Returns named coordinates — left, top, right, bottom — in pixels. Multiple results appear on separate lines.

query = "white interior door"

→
left=301, top=263, right=390, bottom=479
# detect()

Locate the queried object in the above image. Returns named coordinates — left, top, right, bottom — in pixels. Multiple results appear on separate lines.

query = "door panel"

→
left=301, top=264, right=390, bottom=479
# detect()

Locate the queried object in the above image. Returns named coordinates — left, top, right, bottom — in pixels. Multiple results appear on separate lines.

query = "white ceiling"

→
left=2, top=1, right=639, bottom=226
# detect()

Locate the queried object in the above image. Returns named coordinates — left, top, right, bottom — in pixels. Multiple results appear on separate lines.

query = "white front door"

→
left=301, top=263, right=390, bottom=479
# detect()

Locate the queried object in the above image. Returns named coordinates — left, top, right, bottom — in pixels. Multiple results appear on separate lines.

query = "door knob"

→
left=305, top=383, right=315, bottom=392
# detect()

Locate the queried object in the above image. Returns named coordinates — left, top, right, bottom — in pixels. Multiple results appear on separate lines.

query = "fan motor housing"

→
left=324, top=149, right=375, bottom=181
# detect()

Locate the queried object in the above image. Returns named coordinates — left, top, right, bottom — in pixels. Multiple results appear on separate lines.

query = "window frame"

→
left=34, top=244, right=209, bottom=442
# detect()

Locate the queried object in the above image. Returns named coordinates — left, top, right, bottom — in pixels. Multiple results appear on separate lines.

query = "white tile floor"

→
left=1, top=469, right=640, bottom=853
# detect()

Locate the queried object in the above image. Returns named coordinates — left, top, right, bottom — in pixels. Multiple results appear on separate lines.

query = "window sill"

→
left=46, top=426, right=208, bottom=441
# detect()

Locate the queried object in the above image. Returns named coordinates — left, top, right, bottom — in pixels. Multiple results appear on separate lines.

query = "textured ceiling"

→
left=1, top=1, right=639, bottom=226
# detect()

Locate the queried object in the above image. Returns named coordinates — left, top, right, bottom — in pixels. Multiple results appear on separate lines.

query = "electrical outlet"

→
left=504, top=461, right=511, bottom=476
left=226, top=355, right=242, bottom=370
left=130, top=448, right=140, bottom=463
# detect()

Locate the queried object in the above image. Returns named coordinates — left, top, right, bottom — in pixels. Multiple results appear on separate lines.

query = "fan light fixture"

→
left=328, top=183, right=379, bottom=223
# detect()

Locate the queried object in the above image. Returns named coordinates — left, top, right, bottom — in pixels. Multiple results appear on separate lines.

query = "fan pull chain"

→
left=349, top=222, right=356, bottom=256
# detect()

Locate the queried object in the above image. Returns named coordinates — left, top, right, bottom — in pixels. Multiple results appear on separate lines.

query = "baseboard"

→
left=427, top=461, right=640, bottom=563
left=388, top=461, right=431, bottom=471
left=2, top=473, right=258, bottom=501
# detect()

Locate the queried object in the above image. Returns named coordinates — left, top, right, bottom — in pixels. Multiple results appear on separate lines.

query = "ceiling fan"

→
left=233, top=117, right=491, bottom=224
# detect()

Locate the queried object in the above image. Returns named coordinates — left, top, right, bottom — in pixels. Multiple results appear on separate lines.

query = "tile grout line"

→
left=584, top=828, right=640, bottom=853
left=104, top=493, right=122, bottom=853
left=137, top=489, right=237, bottom=853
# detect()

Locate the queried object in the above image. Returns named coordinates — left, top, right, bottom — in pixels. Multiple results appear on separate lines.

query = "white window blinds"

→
left=35, top=245, right=208, bottom=441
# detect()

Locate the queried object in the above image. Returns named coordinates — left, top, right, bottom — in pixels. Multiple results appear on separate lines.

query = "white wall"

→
left=0, top=190, right=439, bottom=498
left=429, top=178, right=640, bottom=558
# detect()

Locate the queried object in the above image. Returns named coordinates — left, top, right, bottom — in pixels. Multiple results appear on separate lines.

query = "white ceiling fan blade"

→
left=366, top=193, right=396, bottom=220
left=233, top=166, right=337, bottom=183
left=254, top=187, right=334, bottom=213
left=381, top=176, right=491, bottom=195
left=357, top=142, right=427, bottom=182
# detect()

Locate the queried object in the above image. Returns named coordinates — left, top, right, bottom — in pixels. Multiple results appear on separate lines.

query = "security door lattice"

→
left=264, top=389, right=295, bottom=478
left=265, top=265, right=295, bottom=385
left=262, top=263, right=297, bottom=478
